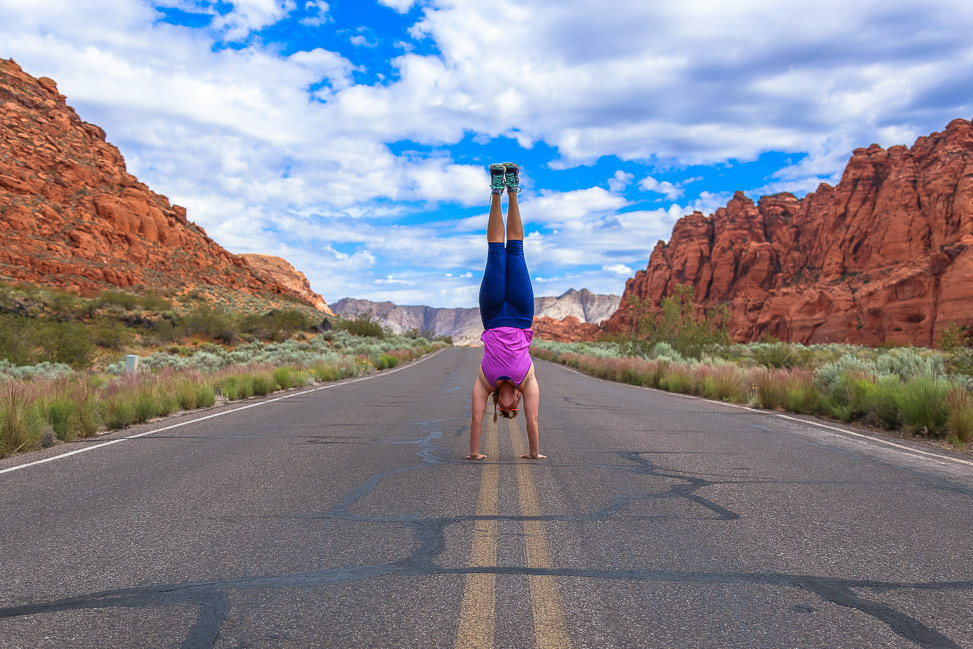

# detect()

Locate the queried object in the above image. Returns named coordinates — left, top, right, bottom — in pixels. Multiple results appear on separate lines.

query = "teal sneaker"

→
left=501, top=162, right=521, bottom=193
left=489, top=164, right=506, bottom=195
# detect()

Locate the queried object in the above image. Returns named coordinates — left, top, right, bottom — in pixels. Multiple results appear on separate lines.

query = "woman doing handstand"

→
left=468, top=163, right=545, bottom=461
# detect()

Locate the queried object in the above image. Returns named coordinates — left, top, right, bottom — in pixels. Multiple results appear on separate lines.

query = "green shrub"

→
left=273, top=366, right=299, bottom=389
left=240, top=309, right=314, bottom=342
left=0, top=384, right=46, bottom=457
left=95, top=290, right=141, bottom=311
left=897, top=377, right=949, bottom=435
left=787, top=382, right=821, bottom=415
left=90, top=317, right=135, bottom=350
left=375, top=354, right=400, bottom=370
left=140, top=292, right=173, bottom=311
left=175, top=380, right=198, bottom=410
left=661, top=367, right=695, bottom=394
left=220, top=374, right=254, bottom=400
left=195, top=383, right=216, bottom=408
left=250, top=373, right=276, bottom=396
left=645, top=361, right=669, bottom=389
left=945, top=388, right=973, bottom=443
left=101, top=392, right=136, bottom=430
left=312, top=363, right=342, bottom=382
left=754, top=370, right=788, bottom=410
left=337, top=312, right=386, bottom=339
left=132, top=388, right=160, bottom=424
left=864, top=375, right=902, bottom=429
left=713, top=366, right=748, bottom=403
left=179, top=307, right=238, bottom=343
left=751, top=343, right=814, bottom=369
left=45, top=395, right=78, bottom=440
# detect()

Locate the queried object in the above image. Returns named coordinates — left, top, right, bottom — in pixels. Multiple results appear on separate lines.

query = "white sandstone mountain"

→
left=331, top=289, right=620, bottom=345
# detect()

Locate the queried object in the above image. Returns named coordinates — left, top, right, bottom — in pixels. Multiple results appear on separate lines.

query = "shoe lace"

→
left=505, top=171, right=521, bottom=192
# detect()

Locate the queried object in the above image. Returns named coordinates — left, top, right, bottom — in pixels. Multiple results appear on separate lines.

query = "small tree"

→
left=628, top=284, right=730, bottom=359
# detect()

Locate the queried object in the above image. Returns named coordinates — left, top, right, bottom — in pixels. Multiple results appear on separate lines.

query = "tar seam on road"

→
left=509, top=419, right=573, bottom=649
left=0, top=348, right=446, bottom=477
left=554, top=363, right=973, bottom=469
left=454, top=417, right=499, bottom=649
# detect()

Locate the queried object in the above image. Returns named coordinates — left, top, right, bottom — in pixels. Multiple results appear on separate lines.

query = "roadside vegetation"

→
left=0, top=281, right=450, bottom=458
left=533, top=286, right=973, bottom=450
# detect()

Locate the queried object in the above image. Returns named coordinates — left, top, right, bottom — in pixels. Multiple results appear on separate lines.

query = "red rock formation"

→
left=240, top=254, right=333, bottom=314
left=0, top=59, right=326, bottom=310
left=605, top=118, right=973, bottom=346
left=532, top=315, right=600, bottom=343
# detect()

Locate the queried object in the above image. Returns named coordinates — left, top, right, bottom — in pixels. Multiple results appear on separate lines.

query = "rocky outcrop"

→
left=0, top=59, right=326, bottom=309
left=332, top=289, right=620, bottom=345
left=605, top=118, right=973, bottom=346
left=531, top=315, right=600, bottom=342
left=240, top=254, right=333, bottom=314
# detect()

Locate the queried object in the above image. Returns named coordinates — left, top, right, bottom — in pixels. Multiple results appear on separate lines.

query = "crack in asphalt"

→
left=1, top=429, right=969, bottom=649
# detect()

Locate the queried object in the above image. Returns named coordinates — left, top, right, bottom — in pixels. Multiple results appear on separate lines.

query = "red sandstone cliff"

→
left=0, top=59, right=326, bottom=310
left=531, top=315, right=600, bottom=342
left=605, top=118, right=973, bottom=346
left=240, top=254, right=333, bottom=314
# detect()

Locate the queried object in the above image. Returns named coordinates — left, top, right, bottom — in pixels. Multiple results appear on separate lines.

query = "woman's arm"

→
left=468, top=377, right=490, bottom=459
left=520, top=373, right=545, bottom=459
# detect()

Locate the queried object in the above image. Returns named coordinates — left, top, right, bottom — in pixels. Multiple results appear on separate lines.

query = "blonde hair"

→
left=492, top=390, right=519, bottom=421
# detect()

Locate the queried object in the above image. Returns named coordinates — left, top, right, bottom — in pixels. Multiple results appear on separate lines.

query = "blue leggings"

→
left=479, top=240, right=534, bottom=329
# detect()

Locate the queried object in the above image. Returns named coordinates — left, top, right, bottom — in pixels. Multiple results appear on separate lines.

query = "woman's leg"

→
left=503, top=191, right=534, bottom=323
left=488, top=192, right=504, bottom=243
left=506, top=190, right=523, bottom=241
left=479, top=194, right=508, bottom=328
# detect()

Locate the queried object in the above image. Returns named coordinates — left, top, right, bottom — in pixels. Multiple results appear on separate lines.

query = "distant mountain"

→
left=332, top=289, right=620, bottom=345
left=0, top=59, right=327, bottom=311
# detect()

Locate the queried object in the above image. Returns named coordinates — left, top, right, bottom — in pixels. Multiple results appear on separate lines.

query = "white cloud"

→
left=299, top=0, right=329, bottom=26
left=607, top=170, right=634, bottom=192
left=378, top=0, right=418, bottom=14
left=603, top=264, right=633, bottom=276
left=212, top=0, right=297, bottom=41
left=638, top=175, right=682, bottom=201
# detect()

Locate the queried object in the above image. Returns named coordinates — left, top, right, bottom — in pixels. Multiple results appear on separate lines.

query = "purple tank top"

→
left=480, top=327, right=534, bottom=388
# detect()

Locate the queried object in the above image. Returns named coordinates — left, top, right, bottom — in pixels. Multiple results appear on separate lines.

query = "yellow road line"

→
left=455, top=417, right=499, bottom=649
left=509, top=420, right=573, bottom=649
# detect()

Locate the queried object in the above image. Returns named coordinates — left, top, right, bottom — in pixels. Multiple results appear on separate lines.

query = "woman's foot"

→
left=467, top=453, right=487, bottom=460
left=520, top=453, right=547, bottom=459
left=501, top=162, right=521, bottom=193
left=489, top=164, right=506, bottom=195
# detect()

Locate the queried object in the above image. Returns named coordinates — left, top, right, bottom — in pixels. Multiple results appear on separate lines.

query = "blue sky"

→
left=2, top=0, right=972, bottom=307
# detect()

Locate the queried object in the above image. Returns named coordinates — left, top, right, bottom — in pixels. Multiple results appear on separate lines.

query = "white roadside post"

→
left=125, top=354, right=139, bottom=375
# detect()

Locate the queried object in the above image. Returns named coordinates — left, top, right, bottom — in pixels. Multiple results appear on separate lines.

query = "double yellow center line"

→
left=455, top=419, right=572, bottom=649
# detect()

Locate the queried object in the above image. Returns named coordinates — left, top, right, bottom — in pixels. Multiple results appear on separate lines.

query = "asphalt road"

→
left=1, top=347, right=971, bottom=649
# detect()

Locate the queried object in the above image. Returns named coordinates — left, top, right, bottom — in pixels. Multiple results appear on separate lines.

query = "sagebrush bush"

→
left=751, top=343, right=814, bottom=369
